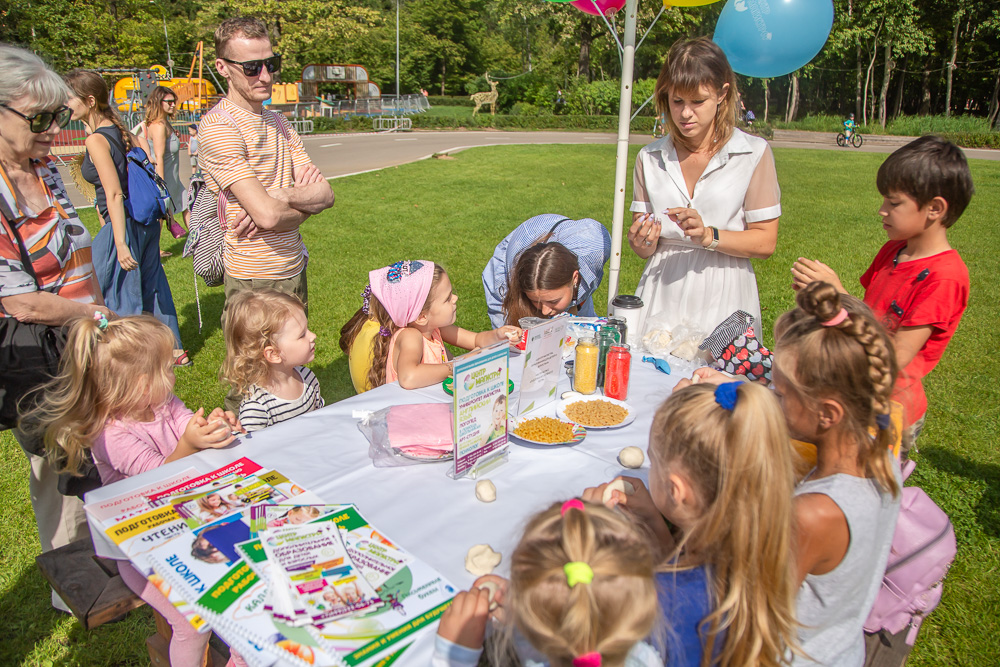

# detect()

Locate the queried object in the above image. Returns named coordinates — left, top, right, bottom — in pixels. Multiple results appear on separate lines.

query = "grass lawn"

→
left=1, top=144, right=997, bottom=665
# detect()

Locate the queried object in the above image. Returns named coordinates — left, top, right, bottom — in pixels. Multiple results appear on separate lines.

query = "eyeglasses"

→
left=0, top=103, right=72, bottom=133
left=221, top=54, right=282, bottom=77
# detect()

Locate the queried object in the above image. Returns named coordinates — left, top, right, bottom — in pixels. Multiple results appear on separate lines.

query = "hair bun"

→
left=796, top=281, right=843, bottom=323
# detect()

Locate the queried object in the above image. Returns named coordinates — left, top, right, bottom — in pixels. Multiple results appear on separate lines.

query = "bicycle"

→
left=837, top=130, right=864, bottom=148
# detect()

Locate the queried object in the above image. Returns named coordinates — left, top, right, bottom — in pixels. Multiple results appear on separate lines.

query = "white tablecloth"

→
left=85, top=357, right=682, bottom=664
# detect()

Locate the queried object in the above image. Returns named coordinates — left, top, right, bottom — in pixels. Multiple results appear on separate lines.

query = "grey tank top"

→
left=792, top=470, right=901, bottom=667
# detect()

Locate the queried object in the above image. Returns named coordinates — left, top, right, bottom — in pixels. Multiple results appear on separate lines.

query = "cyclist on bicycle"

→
left=843, top=112, right=856, bottom=141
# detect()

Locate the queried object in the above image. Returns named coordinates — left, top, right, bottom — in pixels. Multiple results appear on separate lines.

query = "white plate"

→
left=507, top=417, right=587, bottom=447
left=555, top=396, right=636, bottom=430
left=393, top=448, right=454, bottom=462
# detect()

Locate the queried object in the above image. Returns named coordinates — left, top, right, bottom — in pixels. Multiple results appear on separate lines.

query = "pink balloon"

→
left=569, top=0, right=626, bottom=16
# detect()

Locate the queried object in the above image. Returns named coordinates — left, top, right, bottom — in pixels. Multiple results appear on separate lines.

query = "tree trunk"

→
left=878, top=42, right=894, bottom=128
left=524, top=17, right=532, bottom=72
left=763, top=78, right=769, bottom=123
left=919, top=65, right=932, bottom=115
left=988, top=68, right=1000, bottom=128
left=855, top=44, right=864, bottom=120
left=577, top=20, right=592, bottom=80
left=785, top=73, right=800, bottom=123
left=944, top=14, right=960, bottom=118
left=863, top=46, right=877, bottom=126
left=440, top=60, right=446, bottom=96
left=892, top=56, right=906, bottom=118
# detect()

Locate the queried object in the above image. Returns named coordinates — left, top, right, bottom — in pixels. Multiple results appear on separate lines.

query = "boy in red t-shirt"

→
left=790, top=136, right=974, bottom=457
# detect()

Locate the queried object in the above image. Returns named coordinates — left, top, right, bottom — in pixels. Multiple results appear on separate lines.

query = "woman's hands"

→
left=116, top=245, right=138, bottom=271
left=628, top=213, right=661, bottom=259
left=666, top=207, right=712, bottom=247
left=437, top=576, right=508, bottom=649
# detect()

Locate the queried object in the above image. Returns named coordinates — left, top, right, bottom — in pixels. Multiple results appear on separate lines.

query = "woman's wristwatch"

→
left=705, top=227, right=720, bottom=251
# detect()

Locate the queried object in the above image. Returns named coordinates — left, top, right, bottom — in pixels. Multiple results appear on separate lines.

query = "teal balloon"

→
left=713, top=0, right=834, bottom=78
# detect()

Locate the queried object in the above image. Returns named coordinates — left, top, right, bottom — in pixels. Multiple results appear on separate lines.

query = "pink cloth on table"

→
left=387, top=403, right=454, bottom=452
left=91, top=394, right=194, bottom=484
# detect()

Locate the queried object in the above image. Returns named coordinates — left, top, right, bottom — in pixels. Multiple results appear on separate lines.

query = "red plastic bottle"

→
left=604, top=344, right=631, bottom=400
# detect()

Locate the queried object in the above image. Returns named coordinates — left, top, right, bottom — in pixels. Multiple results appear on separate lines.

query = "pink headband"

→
left=821, top=308, right=849, bottom=327
left=561, top=499, right=585, bottom=515
left=368, top=260, right=435, bottom=328
left=572, top=652, right=601, bottom=667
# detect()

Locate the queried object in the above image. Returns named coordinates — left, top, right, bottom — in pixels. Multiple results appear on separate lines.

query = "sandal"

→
left=168, top=219, right=187, bottom=239
left=173, top=350, right=193, bottom=367
left=160, top=250, right=172, bottom=258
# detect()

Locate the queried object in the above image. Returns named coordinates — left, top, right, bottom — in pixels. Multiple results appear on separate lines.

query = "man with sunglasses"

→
left=199, top=17, right=334, bottom=347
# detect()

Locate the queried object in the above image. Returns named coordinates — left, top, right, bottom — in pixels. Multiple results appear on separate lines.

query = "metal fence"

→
left=51, top=110, right=201, bottom=165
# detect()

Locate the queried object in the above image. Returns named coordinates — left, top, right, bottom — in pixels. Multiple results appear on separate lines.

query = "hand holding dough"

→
left=476, top=479, right=497, bottom=503
left=466, top=544, right=502, bottom=576
left=477, top=580, right=500, bottom=611
left=602, top=478, right=636, bottom=505
left=618, top=446, right=645, bottom=468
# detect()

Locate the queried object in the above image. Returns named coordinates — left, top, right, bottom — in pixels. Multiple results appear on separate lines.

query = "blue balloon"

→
left=713, top=0, right=834, bottom=78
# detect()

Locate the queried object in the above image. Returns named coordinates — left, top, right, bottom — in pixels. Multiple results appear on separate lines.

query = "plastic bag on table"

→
left=563, top=317, right=607, bottom=359
left=357, top=403, right=455, bottom=467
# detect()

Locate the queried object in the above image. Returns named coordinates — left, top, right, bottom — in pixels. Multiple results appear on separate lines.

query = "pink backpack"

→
left=864, top=460, right=956, bottom=645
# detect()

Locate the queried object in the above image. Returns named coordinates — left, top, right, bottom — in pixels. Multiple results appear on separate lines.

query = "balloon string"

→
left=591, top=0, right=624, bottom=56
left=636, top=5, right=666, bottom=52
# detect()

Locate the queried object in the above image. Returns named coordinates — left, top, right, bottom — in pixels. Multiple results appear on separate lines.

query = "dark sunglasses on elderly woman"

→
left=0, top=103, right=73, bottom=133
left=221, top=54, right=282, bottom=77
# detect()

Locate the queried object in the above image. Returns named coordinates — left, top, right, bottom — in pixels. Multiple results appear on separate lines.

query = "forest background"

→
left=2, top=0, right=1000, bottom=132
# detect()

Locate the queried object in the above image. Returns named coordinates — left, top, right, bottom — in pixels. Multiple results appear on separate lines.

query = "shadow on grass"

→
left=313, top=354, right=356, bottom=405
left=920, top=447, right=1000, bottom=539
left=177, top=289, right=226, bottom=358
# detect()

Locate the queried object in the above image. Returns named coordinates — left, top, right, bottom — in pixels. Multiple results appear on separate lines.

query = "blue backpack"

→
left=124, top=146, right=171, bottom=225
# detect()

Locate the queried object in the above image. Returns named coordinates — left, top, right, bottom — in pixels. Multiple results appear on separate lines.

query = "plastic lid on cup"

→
left=611, top=294, right=643, bottom=309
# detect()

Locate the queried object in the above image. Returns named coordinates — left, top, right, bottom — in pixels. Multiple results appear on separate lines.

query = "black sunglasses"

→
left=0, top=103, right=72, bottom=133
left=221, top=54, right=282, bottom=77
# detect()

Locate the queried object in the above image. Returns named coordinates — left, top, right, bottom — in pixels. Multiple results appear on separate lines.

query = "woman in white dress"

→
left=628, top=37, right=781, bottom=338
left=144, top=86, right=188, bottom=239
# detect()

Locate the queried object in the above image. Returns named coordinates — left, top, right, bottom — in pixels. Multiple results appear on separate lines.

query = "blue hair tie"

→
left=714, top=382, right=740, bottom=411
left=876, top=412, right=891, bottom=430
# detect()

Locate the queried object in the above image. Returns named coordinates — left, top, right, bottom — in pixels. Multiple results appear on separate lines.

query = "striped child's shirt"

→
left=198, top=98, right=313, bottom=280
left=238, top=366, right=324, bottom=432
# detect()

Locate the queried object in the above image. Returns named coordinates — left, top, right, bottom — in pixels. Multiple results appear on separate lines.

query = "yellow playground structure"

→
left=114, top=43, right=218, bottom=113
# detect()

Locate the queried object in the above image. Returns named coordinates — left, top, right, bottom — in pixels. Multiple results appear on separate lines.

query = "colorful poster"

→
left=86, top=468, right=198, bottom=524
left=517, top=317, right=569, bottom=416
left=452, top=341, right=510, bottom=478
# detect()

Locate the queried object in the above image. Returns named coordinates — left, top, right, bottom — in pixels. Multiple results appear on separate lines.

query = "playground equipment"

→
left=113, top=43, right=219, bottom=113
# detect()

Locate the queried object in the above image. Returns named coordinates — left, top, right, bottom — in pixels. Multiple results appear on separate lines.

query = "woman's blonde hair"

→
left=144, top=85, right=175, bottom=127
left=774, top=281, right=900, bottom=497
left=338, top=264, right=446, bottom=390
left=221, top=288, right=306, bottom=397
left=64, top=69, right=135, bottom=150
left=25, top=315, right=176, bottom=475
left=649, top=382, right=799, bottom=667
left=496, top=500, right=659, bottom=667
left=655, top=37, right=739, bottom=155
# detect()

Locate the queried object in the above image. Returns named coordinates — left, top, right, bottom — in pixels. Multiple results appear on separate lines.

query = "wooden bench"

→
left=36, top=535, right=229, bottom=666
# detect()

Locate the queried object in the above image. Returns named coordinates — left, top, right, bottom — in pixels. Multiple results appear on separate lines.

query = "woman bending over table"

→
left=629, top=37, right=781, bottom=337
left=483, top=213, right=611, bottom=327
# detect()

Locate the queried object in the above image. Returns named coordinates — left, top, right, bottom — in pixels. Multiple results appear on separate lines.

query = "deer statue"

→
left=470, top=74, right=499, bottom=116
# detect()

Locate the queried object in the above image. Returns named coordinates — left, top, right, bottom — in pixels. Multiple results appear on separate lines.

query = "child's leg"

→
left=899, top=415, right=925, bottom=460
left=226, top=650, right=249, bottom=667
left=118, top=562, right=211, bottom=665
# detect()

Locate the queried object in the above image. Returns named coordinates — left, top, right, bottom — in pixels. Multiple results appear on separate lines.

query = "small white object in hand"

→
left=602, top=478, right=636, bottom=505
left=478, top=579, right=500, bottom=611
left=466, top=544, right=502, bottom=576
left=618, top=446, right=645, bottom=469
left=476, top=479, right=497, bottom=503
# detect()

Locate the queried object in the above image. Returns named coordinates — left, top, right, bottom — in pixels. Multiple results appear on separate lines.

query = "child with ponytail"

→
left=27, top=313, right=242, bottom=665
left=587, top=380, right=800, bottom=667
left=434, top=499, right=663, bottom=667
left=339, top=260, right=520, bottom=390
left=773, top=281, right=901, bottom=666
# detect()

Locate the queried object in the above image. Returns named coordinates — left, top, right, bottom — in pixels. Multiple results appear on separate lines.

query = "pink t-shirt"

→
left=91, top=395, right=195, bottom=484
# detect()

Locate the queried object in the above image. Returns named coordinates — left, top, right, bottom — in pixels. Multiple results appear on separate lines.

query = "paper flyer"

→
left=86, top=467, right=198, bottom=524
left=452, top=341, right=510, bottom=478
left=147, top=457, right=263, bottom=506
left=173, top=477, right=291, bottom=529
left=517, top=317, right=569, bottom=416
left=104, top=504, right=190, bottom=558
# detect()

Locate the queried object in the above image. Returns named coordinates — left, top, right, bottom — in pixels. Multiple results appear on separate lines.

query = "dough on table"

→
left=475, top=479, right=497, bottom=503
left=618, top=446, right=645, bottom=469
left=478, top=579, right=500, bottom=611
left=466, top=544, right=502, bottom=576
left=602, top=478, right=636, bottom=505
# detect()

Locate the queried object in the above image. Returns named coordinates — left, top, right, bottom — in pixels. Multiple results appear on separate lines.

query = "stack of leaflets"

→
left=89, top=458, right=455, bottom=667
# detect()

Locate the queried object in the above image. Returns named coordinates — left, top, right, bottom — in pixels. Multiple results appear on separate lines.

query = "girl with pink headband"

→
left=434, top=499, right=664, bottom=667
left=340, top=260, right=520, bottom=390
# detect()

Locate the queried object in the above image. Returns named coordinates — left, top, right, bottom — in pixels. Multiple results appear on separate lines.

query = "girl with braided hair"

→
left=772, top=281, right=902, bottom=666
left=434, top=499, right=663, bottom=667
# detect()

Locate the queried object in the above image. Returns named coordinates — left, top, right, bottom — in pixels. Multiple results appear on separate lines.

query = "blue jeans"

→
left=92, top=219, right=182, bottom=347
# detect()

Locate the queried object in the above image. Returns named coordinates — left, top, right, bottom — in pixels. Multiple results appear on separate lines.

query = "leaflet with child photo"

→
left=248, top=504, right=344, bottom=537
left=146, top=457, right=264, bottom=506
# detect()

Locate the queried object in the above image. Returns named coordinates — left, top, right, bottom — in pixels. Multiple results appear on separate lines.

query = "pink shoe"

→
left=168, top=219, right=187, bottom=239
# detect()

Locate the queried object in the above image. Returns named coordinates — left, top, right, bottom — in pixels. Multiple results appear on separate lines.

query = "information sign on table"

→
left=517, top=317, right=568, bottom=416
left=451, top=341, right=510, bottom=478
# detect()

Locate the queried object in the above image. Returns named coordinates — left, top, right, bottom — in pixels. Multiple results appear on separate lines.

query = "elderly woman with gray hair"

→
left=0, top=43, right=113, bottom=611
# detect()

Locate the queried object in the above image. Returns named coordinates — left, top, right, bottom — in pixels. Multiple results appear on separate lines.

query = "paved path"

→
left=57, top=128, right=999, bottom=210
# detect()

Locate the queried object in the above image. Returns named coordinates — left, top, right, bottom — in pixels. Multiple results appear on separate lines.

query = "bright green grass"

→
left=422, top=106, right=475, bottom=119
left=1, top=145, right=998, bottom=665
left=773, top=113, right=997, bottom=137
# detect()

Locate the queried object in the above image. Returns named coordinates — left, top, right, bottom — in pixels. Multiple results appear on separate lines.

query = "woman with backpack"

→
left=64, top=70, right=189, bottom=366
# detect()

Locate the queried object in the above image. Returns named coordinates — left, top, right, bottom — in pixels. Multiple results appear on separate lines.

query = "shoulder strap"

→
left=267, top=110, right=292, bottom=141
left=0, top=209, right=40, bottom=288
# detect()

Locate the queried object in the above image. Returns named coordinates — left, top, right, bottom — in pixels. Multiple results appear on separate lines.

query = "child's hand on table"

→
left=437, top=587, right=492, bottom=649
left=185, top=408, right=238, bottom=449
left=495, top=325, right=522, bottom=344
left=673, top=367, right=730, bottom=391
left=791, top=257, right=846, bottom=293
left=207, top=407, right=246, bottom=435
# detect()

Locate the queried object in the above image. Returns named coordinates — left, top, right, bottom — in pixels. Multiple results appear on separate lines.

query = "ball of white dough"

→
left=601, top=478, right=636, bottom=505
left=618, top=446, right=645, bottom=469
left=465, top=544, right=502, bottom=576
left=475, top=479, right=497, bottom=503
left=478, top=579, right=500, bottom=611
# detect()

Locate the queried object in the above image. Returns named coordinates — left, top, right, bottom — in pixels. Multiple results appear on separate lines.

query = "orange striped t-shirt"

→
left=198, top=99, right=313, bottom=280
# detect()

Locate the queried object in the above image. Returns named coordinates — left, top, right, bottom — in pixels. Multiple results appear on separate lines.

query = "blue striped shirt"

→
left=482, top=214, right=612, bottom=327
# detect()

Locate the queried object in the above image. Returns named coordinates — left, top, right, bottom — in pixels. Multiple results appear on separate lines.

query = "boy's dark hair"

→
left=215, top=17, right=269, bottom=60
left=188, top=124, right=198, bottom=132
left=876, top=135, right=974, bottom=228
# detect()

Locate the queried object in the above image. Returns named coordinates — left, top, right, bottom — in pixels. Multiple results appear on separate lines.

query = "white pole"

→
left=606, top=0, right=638, bottom=309
left=396, top=0, right=401, bottom=108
